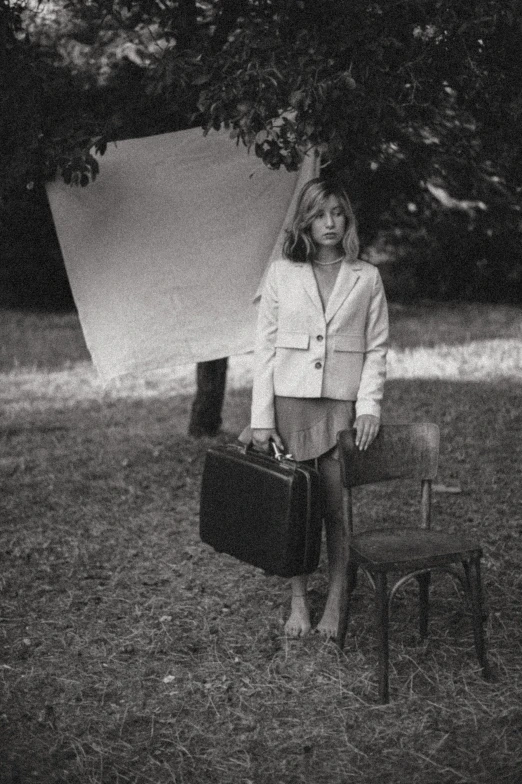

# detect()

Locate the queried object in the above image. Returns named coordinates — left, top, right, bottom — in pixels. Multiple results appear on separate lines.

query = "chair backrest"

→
left=337, top=423, right=439, bottom=488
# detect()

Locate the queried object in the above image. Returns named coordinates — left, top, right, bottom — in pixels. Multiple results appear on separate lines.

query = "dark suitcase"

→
left=199, top=443, right=322, bottom=577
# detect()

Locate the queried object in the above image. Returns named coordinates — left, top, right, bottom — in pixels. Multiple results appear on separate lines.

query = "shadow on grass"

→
left=388, top=302, right=521, bottom=349
left=0, top=380, right=521, bottom=784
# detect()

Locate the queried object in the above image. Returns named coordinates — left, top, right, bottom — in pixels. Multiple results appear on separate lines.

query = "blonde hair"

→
left=282, top=178, right=359, bottom=263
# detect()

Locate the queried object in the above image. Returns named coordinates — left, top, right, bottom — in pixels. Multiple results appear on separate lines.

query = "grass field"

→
left=1, top=302, right=521, bottom=372
left=0, top=304, right=521, bottom=784
left=0, top=304, right=520, bottom=415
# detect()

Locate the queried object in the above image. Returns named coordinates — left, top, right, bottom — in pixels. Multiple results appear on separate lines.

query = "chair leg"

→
left=337, top=561, right=358, bottom=649
left=374, top=572, right=390, bottom=704
left=417, top=571, right=431, bottom=640
left=463, top=555, right=491, bottom=680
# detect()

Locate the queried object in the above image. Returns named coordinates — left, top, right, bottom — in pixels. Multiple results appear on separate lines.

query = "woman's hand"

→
left=251, top=428, right=285, bottom=454
left=353, top=415, right=380, bottom=451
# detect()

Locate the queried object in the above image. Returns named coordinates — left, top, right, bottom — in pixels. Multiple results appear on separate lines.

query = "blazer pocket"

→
left=333, top=334, right=365, bottom=352
left=275, top=332, right=310, bottom=350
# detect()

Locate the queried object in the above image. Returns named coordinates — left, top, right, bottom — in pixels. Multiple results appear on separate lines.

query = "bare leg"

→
left=284, top=574, right=311, bottom=637
left=316, top=455, right=345, bottom=638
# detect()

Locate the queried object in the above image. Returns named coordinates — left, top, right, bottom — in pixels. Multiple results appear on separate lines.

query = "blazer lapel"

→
left=325, top=260, right=362, bottom=324
left=298, top=262, right=324, bottom=316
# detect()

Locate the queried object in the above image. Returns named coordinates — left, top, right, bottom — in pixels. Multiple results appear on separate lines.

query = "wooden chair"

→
left=336, top=423, right=490, bottom=703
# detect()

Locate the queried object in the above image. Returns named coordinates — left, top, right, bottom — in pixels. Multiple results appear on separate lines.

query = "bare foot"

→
left=284, top=595, right=311, bottom=637
left=315, top=595, right=341, bottom=639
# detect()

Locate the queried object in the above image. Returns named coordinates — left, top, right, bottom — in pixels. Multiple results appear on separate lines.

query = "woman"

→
left=250, top=177, right=389, bottom=638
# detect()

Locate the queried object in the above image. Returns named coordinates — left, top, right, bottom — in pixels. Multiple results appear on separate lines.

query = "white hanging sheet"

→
left=46, top=128, right=318, bottom=382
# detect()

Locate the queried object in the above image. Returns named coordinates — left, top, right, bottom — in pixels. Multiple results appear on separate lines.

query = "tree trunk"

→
left=188, top=358, right=228, bottom=437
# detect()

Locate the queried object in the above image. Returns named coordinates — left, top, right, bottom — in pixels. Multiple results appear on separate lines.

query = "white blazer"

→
left=251, top=256, right=389, bottom=429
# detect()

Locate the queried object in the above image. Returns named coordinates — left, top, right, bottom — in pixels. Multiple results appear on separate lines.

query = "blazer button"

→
left=315, top=361, right=322, bottom=369
left=316, top=334, right=324, bottom=341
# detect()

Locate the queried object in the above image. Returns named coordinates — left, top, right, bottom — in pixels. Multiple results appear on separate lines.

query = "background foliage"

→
left=1, top=0, right=521, bottom=308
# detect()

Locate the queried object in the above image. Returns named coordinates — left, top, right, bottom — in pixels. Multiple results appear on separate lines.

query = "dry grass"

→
left=0, top=304, right=521, bottom=783
left=1, top=370, right=521, bottom=783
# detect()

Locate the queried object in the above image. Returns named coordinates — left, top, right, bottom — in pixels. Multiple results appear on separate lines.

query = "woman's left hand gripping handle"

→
left=251, top=428, right=285, bottom=454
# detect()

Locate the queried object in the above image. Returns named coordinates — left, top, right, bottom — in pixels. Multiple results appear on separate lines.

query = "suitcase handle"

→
left=269, top=440, right=294, bottom=461
left=232, top=439, right=294, bottom=463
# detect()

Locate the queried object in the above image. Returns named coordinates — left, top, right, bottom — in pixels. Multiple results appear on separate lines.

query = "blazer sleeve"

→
left=250, top=261, right=279, bottom=429
left=356, top=267, right=389, bottom=419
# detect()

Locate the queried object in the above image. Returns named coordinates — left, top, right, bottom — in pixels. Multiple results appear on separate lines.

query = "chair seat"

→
left=350, top=527, right=482, bottom=571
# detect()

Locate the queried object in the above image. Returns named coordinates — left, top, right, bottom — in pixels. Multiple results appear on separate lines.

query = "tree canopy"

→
left=2, top=0, right=521, bottom=301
